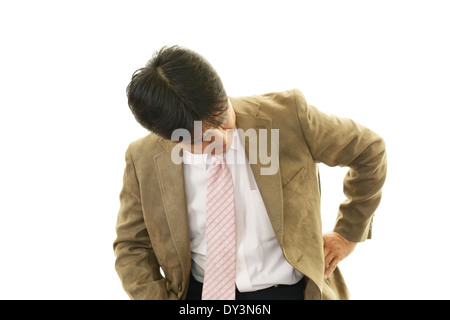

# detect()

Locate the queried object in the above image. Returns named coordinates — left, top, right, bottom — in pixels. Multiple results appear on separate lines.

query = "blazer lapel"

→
left=231, top=97, right=284, bottom=246
left=153, top=139, right=191, bottom=270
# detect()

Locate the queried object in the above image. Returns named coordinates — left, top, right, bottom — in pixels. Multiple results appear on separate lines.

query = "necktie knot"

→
left=211, top=155, right=225, bottom=166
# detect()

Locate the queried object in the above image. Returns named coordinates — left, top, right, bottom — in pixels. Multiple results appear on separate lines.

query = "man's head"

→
left=126, top=46, right=232, bottom=149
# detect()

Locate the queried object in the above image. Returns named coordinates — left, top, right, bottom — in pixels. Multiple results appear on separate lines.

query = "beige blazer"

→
left=113, top=89, right=387, bottom=300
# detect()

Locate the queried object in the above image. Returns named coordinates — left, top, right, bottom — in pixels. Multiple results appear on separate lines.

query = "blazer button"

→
left=178, top=284, right=182, bottom=292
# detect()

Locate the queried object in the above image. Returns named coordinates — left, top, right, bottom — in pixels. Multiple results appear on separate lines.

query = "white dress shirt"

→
left=183, top=128, right=303, bottom=292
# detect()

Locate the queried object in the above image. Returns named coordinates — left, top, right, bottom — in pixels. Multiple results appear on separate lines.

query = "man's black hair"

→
left=126, top=46, right=228, bottom=140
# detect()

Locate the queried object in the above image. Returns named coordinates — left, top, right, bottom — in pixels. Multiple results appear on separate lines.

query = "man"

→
left=113, top=46, right=387, bottom=300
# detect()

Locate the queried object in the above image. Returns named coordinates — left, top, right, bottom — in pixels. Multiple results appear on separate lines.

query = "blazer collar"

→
left=230, top=96, right=283, bottom=245
left=153, top=141, right=191, bottom=280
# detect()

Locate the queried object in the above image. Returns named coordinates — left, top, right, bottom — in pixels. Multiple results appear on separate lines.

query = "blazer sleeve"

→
left=293, top=89, right=387, bottom=242
left=113, top=145, right=177, bottom=299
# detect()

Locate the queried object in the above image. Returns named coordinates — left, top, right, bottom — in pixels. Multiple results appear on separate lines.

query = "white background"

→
left=1, top=0, right=449, bottom=299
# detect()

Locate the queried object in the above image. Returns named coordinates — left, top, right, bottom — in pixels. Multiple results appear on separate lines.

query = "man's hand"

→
left=323, top=231, right=357, bottom=279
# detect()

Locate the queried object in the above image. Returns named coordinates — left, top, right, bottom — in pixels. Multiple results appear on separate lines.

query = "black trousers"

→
left=186, top=273, right=305, bottom=300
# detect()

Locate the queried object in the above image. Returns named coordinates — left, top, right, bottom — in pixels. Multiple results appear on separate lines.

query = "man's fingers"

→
left=323, top=237, right=334, bottom=277
left=324, top=257, right=341, bottom=279
left=323, top=236, right=330, bottom=260
left=324, top=257, right=340, bottom=279
left=324, top=251, right=333, bottom=270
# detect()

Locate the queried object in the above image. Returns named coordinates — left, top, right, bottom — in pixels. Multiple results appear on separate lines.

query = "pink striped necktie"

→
left=202, top=156, right=236, bottom=300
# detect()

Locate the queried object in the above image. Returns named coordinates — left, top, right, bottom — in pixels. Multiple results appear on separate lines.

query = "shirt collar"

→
left=182, top=128, right=240, bottom=170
